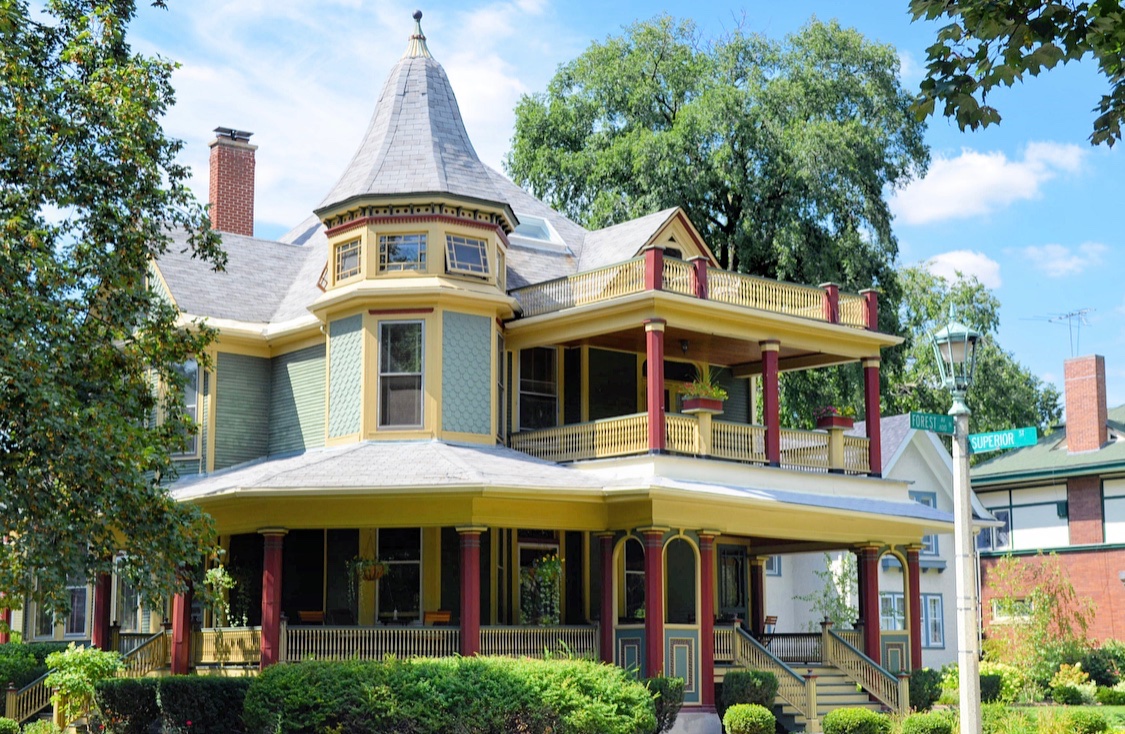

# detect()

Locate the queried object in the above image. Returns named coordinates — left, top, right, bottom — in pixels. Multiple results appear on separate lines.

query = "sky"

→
left=129, top=0, right=1125, bottom=411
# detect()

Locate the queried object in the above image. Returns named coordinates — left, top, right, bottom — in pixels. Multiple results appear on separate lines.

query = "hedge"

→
left=978, top=674, right=1003, bottom=703
left=821, top=708, right=890, bottom=734
left=718, top=669, right=778, bottom=721
left=1067, top=709, right=1109, bottom=734
left=643, top=676, right=684, bottom=734
left=94, top=678, right=158, bottom=734
left=722, top=703, right=775, bottom=734
left=1095, top=685, right=1125, bottom=705
left=0, top=718, right=18, bottom=734
left=901, top=711, right=952, bottom=734
left=94, top=676, right=250, bottom=734
left=1051, top=683, right=1083, bottom=705
left=909, top=668, right=942, bottom=712
left=242, top=657, right=656, bottom=734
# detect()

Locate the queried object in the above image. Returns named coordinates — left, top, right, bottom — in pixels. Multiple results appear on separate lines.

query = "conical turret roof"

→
left=316, top=11, right=507, bottom=217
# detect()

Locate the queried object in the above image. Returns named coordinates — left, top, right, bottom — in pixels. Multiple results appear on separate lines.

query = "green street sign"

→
left=968, top=427, right=1038, bottom=454
left=910, top=411, right=955, bottom=435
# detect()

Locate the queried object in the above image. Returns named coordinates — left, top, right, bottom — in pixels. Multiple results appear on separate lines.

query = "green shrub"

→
left=1065, top=709, right=1109, bottom=734
left=243, top=656, right=656, bottom=734
left=722, top=703, right=775, bottom=734
left=1082, top=642, right=1125, bottom=687
left=44, top=644, right=123, bottom=724
left=643, top=676, right=684, bottom=734
left=0, top=718, right=18, bottom=734
left=1050, top=683, right=1083, bottom=705
left=980, top=703, right=1033, bottom=734
left=979, top=674, right=1003, bottom=703
left=1095, top=685, right=1125, bottom=705
left=821, top=707, right=890, bottom=734
left=909, top=668, right=942, bottom=712
left=901, top=711, right=952, bottom=734
left=978, top=661, right=1026, bottom=703
left=21, top=721, right=61, bottom=734
left=718, top=669, right=778, bottom=721
left=157, top=676, right=250, bottom=734
left=20, top=643, right=69, bottom=665
left=94, top=678, right=159, bottom=734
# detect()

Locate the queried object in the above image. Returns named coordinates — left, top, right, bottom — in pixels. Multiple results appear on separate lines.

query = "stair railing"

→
left=119, top=629, right=171, bottom=678
left=5, top=674, right=52, bottom=724
left=823, top=626, right=908, bottom=715
left=732, top=628, right=820, bottom=732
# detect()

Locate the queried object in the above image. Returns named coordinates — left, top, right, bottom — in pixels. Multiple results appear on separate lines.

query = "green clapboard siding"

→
left=328, top=314, right=363, bottom=438
left=442, top=311, right=491, bottom=435
left=717, top=368, right=749, bottom=424
left=214, top=352, right=271, bottom=470
left=270, top=344, right=326, bottom=455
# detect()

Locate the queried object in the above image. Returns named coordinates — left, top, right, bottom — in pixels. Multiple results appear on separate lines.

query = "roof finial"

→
left=404, top=9, right=433, bottom=59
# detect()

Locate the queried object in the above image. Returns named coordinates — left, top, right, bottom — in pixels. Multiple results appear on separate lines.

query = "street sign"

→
left=968, top=427, right=1038, bottom=454
left=910, top=411, right=955, bottom=435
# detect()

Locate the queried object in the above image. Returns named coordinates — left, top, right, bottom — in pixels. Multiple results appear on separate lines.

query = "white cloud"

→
left=897, top=50, right=923, bottom=85
left=891, top=142, right=1086, bottom=225
left=1020, top=242, right=1109, bottom=277
left=924, top=250, right=1003, bottom=289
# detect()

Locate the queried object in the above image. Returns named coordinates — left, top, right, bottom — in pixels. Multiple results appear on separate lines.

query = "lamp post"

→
left=931, top=316, right=983, bottom=734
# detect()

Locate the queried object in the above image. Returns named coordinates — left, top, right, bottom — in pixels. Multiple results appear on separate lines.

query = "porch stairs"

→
left=773, top=665, right=886, bottom=731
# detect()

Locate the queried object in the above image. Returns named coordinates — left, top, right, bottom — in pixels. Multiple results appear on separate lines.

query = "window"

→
left=65, top=575, right=88, bottom=636
left=378, top=233, right=426, bottom=272
left=991, top=597, right=1033, bottom=623
left=624, top=538, right=645, bottom=622
left=171, top=360, right=199, bottom=456
left=923, top=594, right=944, bottom=647
left=879, top=592, right=905, bottom=631
left=765, top=555, right=781, bottom=576
left=512, top=215, right=555, bottom=242
left=335, top=239, right=361, bottom=281
left=519, top=347, right=557, bottom=430
left=977, top=508, right=1011, bottom=552
left=445, top=234, right=489, bottom=275
left=35, top=601, right=55, bottom=638
left=116, top=578, right=141, bottom=633
left=378, top=321, right=423, bottom=428
left=910, top=491, right=939, bottom=555
left=377, top=528, right=421, bottom=621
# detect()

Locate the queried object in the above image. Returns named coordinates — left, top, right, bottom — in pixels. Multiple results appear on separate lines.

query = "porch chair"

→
left=757, top=615, right=778, bottom=649
left=423, top=610, right=452, bottom=626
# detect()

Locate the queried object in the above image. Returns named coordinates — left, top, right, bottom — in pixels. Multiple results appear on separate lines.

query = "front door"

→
left=718, top=545, right=748, bottom=628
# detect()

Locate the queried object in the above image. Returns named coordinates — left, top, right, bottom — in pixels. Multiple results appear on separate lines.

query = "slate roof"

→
left=577, top=208, right=677, bottom=272
left=851, top=414, right=912, bottom=476
left=972, top=404, right=1125, bottom=486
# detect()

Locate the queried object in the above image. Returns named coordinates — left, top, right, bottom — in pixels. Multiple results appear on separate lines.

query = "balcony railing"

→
left=509, top=256, right=873, bottom=329
left=511, top=414, right=871, bottom=475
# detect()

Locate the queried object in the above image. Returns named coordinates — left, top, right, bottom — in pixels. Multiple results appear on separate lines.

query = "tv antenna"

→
left=1021, top=308, right=1093, bottom=357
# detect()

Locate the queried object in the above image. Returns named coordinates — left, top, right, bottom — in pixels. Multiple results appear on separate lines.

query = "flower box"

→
left=683, top=397, right=724, bottom=415
left=816, top=415, right=854, bottom=430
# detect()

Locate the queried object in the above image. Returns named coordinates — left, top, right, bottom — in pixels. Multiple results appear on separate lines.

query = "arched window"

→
left=665, top=538, right=697, bottom=625
left=624, top=538, right=645, bottom=622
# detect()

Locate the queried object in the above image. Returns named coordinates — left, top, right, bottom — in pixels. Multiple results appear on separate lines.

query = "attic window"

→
left=445, top=234, right=489, bottom=276
left=379, top=233, right=427, bottom=272
left=335, top=239, right=361, bottom=282
left=512, top=215, right=562, bottom=245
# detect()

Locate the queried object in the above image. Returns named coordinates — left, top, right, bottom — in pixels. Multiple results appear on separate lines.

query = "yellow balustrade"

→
left=707, top=269, right=824, bottom=321
left=730, top=628, right=815, bottom=725
left=510, top=413, right=648, bottom=463
left=511, top=257, right=646, bottom=317
left=5, top=673, right=52, bottom=724
left=823, top=628, right=906, bottom=715
left=665, top=413, right=700, bottom=454
left=662, top=258, right=695, bottom=295
left=779, top=429, right=831, bottom=471
left=479, top=625, right=598, bottom=659
left=117, top=632, right=154, bottom=655
left=120, top=630, right=171, bottom=677
left=712, top=421, right=767, bottom=463
left=193, top=627, right=262, bottom=666
left=713, top=626, right=735, bottom=664
left=842, top=435, right=871, bottom=474
left=284, top=625, right=460, bottom=661
left=838, top=293, right=867, bottom=328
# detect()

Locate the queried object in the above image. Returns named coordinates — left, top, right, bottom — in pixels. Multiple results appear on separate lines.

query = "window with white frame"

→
left=445, top=234, right=489, bottom=275
left=335, top=239, right=361, bottom=281
left=764, top=555, right=781, bottom=576
left=35, top=599, right=55, bottom=638
left=991, top=597, right=1033, bottom=623
left=116, top=578, right=142, bottom=633
left=378, top=321, right=424, bottom=428
left=378, top=233, right=426, bottom=272
left=879, top=591, right=905, bottom=631
left=922, top=593, right=944, bottom=647
left=910, top=491, right=939, bottom=555
left=377, top=528, right=422, bottom=621
left=976, top=508, right=1011, bottom=552
left=64, top=575, right=88, bottom=636
left=519, top=347, right=557, bottom=430
left=171, top=359, right=199, bottom=456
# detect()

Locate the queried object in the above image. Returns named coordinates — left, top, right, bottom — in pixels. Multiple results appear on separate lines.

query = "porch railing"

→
left=768, top=633, right=823, bottom=664
left=843, top=436, right=872, bottom=474
left=824, top=628, right=907, bottom=715
left=511, top=257, right=646, bottom=317
left=121, top=630, right=170, bottom=677
left=479, top=625, right=598, bottom=659
left=838, top=293, right=867, bottom=328
left=713, top=626, right=735, bottom=664
left=712, top=421, right=766, bottom=463
left=665, top=413, right=699, bottom=454
left=729, top=627, right=818, bottom=729
left=662, top=258, right=695, bottom=296
left=509, top=413, right=648, bottom=462
left=779, top=429, right=831, bottom=472
left=5, top=673, right=51, bottom=724
left=193, top=627, right=261, bottom=666
left=117, top=631, right=154, bottom=656
left=708, top=269, right=824, bottom=321
left=284, top=625, right=460, bottom=662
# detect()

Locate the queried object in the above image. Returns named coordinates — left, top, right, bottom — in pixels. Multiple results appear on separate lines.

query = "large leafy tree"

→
left=0, top=0, right=224, bottom=615
left=892, top=266, right=1062, bottom=435
left=506, top=17, right=929, bottom=421
left=911, top=0, right=1125, bottom=146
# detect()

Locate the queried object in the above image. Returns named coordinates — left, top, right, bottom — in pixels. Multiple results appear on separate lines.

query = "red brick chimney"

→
left=1064, top=354, right=1108, bottom=453
left=208, top=127, right=256, bottom=236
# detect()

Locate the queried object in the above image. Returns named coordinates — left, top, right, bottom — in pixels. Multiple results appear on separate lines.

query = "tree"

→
left=0, top=0, right=224, bottom=616
left=910, top=0, right=1125, bottom=146
left=796, top=552, right=858, bottom=631
left=892, top=266, right=1062, bottom=438
left=506, top=16, right=930, bottom=421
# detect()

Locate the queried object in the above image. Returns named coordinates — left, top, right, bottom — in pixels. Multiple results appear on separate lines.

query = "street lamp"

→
left=932, top=315, right=983, bottom=733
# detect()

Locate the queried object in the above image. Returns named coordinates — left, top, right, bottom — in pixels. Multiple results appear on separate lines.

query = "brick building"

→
left=974, top=355, right=1125, bottom=642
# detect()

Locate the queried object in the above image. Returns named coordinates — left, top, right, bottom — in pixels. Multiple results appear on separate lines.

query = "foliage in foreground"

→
left=909, top=667, right=943, bottom=712
left=643, top=676, right=684, bottom=734
left=900, top=711, right=952, bottom=734
left=95, top=676, right=251, bottom=734
left=719, top=669, right=779, bottom=722
left=44, top=645, right=122, bottom=725
left=722, top=703, right=775, bottom=734
left=242, top=657, right=657, bottom=734
left=822, top=707, right=890, bottom=734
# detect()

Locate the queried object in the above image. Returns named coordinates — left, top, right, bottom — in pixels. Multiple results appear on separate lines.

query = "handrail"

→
left=510, top=257, right=646, bottom=317
left=5, top=672, right=52, bottom=724
left=732, top=627, right=816, bottom=726
left=120, top=630, right=170, bottom=678
left=824, top=628, right=906, bottom=714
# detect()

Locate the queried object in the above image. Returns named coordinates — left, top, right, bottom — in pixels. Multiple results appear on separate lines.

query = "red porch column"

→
left=642, top=528, right=666, bottom=678
left=598, top=533, right=615, bottom=664
left=645, top=319, right=667, bottom=452
left=644, top=246, right=664, bottom=291
left=906, top=545, right=923, bottom=671
left=761, top=341, right=780, bottom=466
left=0, top=606, right=9, bottom=644
left=858, top=545, right=881, bottom=664
left=260, top=529, right=287, bottom=669
left=749, top=557, right=766, bottom=638
left=860, top=288, right=879, bottom=331
left=690, top=257, right=709, bottom=299
left=458, top=527, right=486, bottom=657
left=91, top=572, right=113, bottom=651
left=820, top=283, right=840, bottom=324
left=863, top=357, right=882, bottom=477
left=171, top=582, right=193, bottom=675
left=699, top=532, right=718, bottom=711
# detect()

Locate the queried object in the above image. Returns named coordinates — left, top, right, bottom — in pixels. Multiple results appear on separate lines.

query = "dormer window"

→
left=335, top=239, right=361, bottom=282
left=379, top=233, right=427, bottom=272
left=512, top=215, right=563, bottom=245
left=445, top=234, right=489, bottom=276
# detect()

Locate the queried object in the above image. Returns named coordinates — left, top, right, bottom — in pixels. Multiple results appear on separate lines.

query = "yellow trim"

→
left=268, top=330, right=325, bottom=356
left=148, top=261, right=179, bottom=310
left=862, top=357, right=881, bottom=368
left=579, top=346, right=590, bottom=423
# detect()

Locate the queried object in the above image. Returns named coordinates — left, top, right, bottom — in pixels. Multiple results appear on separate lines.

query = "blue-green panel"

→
left=441, top=311, right=492, bottom=435
left=214, top=352, right=271, bottom=470
left=665, top=629, right=700, bottom=704
left=717, top=368, right=749, bottom=424
left=270, top=344, right=326, bottom=454
left=615, top=628, right=645, bottom=677
left=328, top=315, right=363, bottom=438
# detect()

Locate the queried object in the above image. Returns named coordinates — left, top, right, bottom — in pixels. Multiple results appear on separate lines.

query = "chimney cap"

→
left=213, top=126, right=254, bottom=142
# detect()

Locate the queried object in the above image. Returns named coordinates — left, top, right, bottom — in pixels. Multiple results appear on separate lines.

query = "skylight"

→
left=512, top=214, right=562, bottom=245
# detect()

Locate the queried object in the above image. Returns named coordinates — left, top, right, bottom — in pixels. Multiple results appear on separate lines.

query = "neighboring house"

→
left=974, top=355, right=1125, bottom=643
left=768, top=414, right=992, bottom=671
left=14, top=13, right=953, bottom=729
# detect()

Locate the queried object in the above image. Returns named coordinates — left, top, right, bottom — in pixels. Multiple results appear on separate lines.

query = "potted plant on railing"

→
left=681, top=368, right=729, bottom=415
left=814, top=405, right=856, bottom=430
